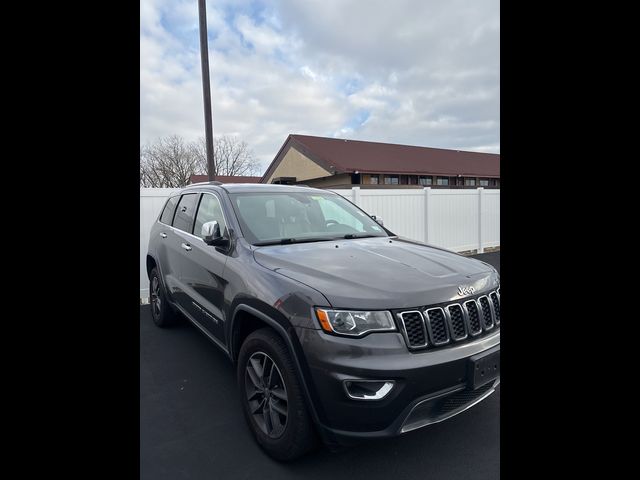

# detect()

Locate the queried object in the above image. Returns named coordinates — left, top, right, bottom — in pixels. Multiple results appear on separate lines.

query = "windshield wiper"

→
left=253, top=237, right=336, bottom=246
left=342, top=234, right=379, bottom=239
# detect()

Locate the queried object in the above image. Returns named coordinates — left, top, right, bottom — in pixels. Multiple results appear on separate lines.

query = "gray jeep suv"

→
left=146, top=182, right=500, bottom=461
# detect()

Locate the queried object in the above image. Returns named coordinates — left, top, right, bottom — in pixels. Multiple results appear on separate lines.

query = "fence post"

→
left=424, top=187, right=431, bottom=244
left=352, top=186, right=361, bottom=206
left=477, top=187, right=484, bottom=253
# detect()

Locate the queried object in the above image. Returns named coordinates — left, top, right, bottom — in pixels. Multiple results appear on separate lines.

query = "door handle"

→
left=160, top=233, right=167, bottom=239
left=181, top=243, right=192, bottom=251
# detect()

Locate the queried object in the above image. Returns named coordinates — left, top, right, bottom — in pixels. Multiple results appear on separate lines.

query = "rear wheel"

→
left=237, top=328, right=317, bottom=461
left=149, top=267, right=179, bottom=327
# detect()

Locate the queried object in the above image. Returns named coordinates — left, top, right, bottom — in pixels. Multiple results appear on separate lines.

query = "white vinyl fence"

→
left=140, top=187, right=499, bottom=298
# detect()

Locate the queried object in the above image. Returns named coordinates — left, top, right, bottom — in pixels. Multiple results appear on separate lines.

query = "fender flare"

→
left=229, top=303, right=328, bottom=430
left=146, top=253, right=178, bottom=307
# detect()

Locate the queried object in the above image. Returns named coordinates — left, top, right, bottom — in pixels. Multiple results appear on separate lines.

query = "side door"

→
left=168, top=192, right=201, bottom=311
left=177, top=192, right=230, bottom=342
left=153, top=194, right=182, bottom=297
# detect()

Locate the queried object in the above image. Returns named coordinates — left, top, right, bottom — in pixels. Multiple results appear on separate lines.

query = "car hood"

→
left=253, top=237, right=499, bottom=310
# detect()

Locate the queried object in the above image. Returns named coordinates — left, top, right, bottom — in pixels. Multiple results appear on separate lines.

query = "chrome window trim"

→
left=157, top=194, right=181, bottom=226
left=424, top=307, right=450, bottom=346
left=168, top=192, right=232, bottom=245
left=192, top=191, right=230, bottom=240
left=169, top=192, right=201, bottom=233
left=446, top=303, right=469, bottom=341
left=397, top=310, right=428, bottom=349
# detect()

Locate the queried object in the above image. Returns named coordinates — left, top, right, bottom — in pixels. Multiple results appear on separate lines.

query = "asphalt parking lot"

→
left=140, top=252, right=500, bottom=480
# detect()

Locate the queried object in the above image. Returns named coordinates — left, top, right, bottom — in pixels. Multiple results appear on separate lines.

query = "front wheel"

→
left=237, top=328, right=317, bottom=461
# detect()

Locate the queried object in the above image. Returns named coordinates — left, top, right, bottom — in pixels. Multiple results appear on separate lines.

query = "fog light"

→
left=343, top=380, right=395, bottom=400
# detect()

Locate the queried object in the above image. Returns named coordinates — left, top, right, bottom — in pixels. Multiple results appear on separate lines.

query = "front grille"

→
left=478, top=296, right=494, bottom=330
left=447, top=304, right=467, bottom=340
left=397, top=289, right=500, bottom=351
left=399, top=311, right=427, bottom=348
left=425, top=308, right=450, bottom=345
left=490, top=292, right=500, bottom=325
left=465, top=300, right=483, bottom=335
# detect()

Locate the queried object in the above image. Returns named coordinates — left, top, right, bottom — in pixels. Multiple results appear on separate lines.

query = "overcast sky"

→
left=140, top=0, right=500, bottom=174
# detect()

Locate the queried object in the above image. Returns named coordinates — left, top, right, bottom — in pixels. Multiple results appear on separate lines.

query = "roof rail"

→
left=188, top=181, right=223, bottom=186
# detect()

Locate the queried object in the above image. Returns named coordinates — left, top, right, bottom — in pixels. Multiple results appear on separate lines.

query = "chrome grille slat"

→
left=397, top=289, right=500, bottom=350
left=398, top=310, right=428, bottom=349
left=464, top=300, right=483, bottom=336
left=446, top=304, right=468, bottom=341
left=425, top=307, right=450, bottom=346
left=489, top=292, right=500, bottom=325
left=478, top=295, right=495, bottom=330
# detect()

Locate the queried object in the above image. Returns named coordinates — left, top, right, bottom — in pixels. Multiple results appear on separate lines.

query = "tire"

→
left=149, top=267, right=179, bottom=327
left=237, top=327, right=317, bottom=461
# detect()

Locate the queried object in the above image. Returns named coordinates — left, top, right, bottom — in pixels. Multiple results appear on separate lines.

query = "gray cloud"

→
left=140, top=0, right=499, bottom=174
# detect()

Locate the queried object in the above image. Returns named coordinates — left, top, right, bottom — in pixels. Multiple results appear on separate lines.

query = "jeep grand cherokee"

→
left=146, top=182, right=500, bottom=461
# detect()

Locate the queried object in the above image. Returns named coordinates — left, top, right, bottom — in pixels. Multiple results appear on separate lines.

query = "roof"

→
left=189, top=174, right=262, bottom=184
left=263, top=134, right=500, bottom=180
left=183, top=183, right=325, bottom=194
left=221, top=183, right=325, bottom=193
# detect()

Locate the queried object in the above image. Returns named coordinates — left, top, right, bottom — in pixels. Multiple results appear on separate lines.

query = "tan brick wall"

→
left=265, top=147, right=331, bottom=183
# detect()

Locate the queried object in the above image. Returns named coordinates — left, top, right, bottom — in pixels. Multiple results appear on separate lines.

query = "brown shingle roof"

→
left=281, top=134, right=499, bottom=178
left=189, top=175, right=262, bottom=184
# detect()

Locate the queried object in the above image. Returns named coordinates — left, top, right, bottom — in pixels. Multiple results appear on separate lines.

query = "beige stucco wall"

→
left=305, top=174, right=352, bottom=188
left=265, top=147, right=331, bottom=183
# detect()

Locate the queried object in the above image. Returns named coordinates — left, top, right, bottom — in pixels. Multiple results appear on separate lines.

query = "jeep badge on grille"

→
left=458, top=285, right=476, bottom=296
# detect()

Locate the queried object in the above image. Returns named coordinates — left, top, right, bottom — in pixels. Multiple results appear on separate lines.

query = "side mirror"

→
left=371, top=215, right=384, bottom=227
left=202, top=220, right=228, bottom=246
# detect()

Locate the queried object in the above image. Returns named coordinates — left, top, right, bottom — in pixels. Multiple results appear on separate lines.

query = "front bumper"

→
left=294, top=326, right=500, bottom=444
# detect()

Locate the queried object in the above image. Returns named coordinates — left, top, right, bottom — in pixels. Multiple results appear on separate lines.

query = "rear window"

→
left=159, top=196, right=179, bottom=225
left=172, top=193, right=199, bottom=233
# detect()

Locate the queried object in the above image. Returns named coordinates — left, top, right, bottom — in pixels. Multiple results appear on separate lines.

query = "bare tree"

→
left=140, top=134, right=260, bottom=187
left=192, top=135, right=261, bottom=177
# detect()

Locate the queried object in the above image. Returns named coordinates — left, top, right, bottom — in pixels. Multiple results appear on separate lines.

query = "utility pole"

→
left=197, top=0, right=216, bottom=180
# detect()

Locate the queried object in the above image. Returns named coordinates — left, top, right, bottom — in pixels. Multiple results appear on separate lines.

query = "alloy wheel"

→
left=245, top=351, right=288, bottom=438
left=150, top=276, right=161, bottom=318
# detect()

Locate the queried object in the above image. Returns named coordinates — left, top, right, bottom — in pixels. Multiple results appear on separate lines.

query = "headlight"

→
left=315, top=308, right=396, bottom=336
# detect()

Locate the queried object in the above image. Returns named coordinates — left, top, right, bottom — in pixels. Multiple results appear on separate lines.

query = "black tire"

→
left=149, top=267, right=179, bottom=327
left=237, top=327, right=317, bottom=461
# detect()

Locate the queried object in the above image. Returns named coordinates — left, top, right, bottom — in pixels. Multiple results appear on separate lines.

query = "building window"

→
left=384, top=175, right=399, bottom=185
left=369, top=175, right=379, bottom=185
left=436, top=177, right=449, bottom=186
left=479, top=179, right=489, bottom=187
left=464, top=178, right=476, bottom=186
left=419, top=176, right=432, bottom=186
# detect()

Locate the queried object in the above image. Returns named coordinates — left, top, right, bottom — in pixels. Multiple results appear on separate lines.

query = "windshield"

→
left=229, top=191, right=389, bottom=245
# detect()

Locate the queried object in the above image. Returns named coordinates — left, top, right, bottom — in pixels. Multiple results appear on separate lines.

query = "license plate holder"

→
left=468, top=346, right=500, bottom=389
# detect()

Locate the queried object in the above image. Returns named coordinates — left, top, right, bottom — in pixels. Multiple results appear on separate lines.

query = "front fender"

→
left=229, top=302, right=330, bottom=438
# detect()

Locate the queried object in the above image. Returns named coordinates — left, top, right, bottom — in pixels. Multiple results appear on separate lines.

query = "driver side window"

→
left=194, top=194, right=227, bottom=240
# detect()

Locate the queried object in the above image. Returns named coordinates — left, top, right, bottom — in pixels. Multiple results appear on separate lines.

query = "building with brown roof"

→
left=261, top=134, right=500, bottom=188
